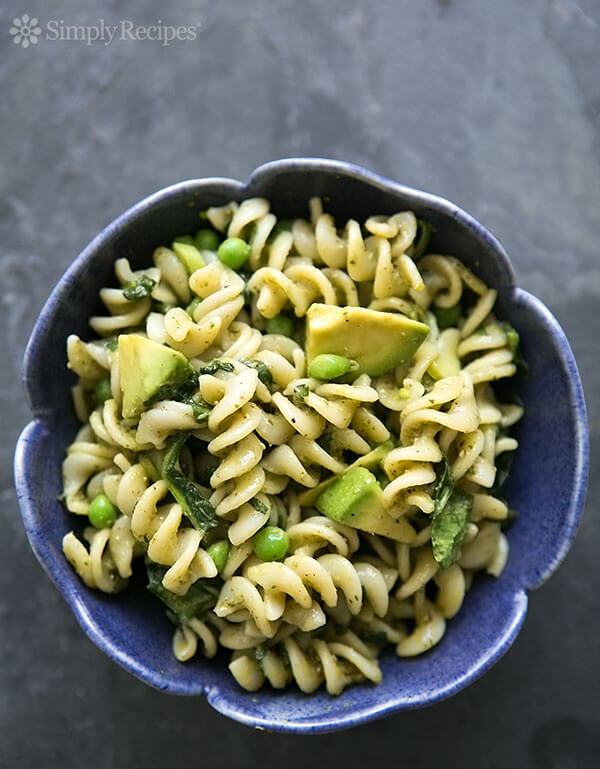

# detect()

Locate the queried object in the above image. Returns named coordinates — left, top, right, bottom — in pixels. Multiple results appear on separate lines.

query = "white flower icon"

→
left=9, top=14, right=42, bottom=48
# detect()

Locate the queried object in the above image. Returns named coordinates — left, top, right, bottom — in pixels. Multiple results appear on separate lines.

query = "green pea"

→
left=308, top=353, right=352, bottom=380
left=186, top=296, right=202, bottom=318
left=433, top=303, right=462, bottom=330
left=207, top=540, right=230, bottom=573
left=253, top=526, right=290, bottom=562
left=217, top=237, right=251, bottom=270
left=265, top=315, right=294, bottom=337
left=88, top=494, right=117, bottom=529
left=195, top=229, right=220, bottom=251
left=94, top=377, right=112, bottom=403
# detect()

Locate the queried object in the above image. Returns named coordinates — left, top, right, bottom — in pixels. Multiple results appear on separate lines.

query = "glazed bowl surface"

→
left=14, top=158, right=589, bottom=733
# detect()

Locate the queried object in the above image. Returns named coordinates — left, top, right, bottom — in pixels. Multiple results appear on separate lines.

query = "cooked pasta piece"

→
left=60, top=197, right=523, bottom=695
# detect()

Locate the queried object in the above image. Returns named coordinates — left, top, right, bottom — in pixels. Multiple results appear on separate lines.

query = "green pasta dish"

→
left=62, top=197, right=524, bottom=695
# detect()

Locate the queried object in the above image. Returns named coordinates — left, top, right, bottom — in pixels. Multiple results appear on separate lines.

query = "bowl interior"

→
left=18, top=163, right=587, bottom=732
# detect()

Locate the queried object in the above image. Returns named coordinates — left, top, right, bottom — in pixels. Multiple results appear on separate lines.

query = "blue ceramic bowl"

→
left=14, top=159, right=589, bottom=733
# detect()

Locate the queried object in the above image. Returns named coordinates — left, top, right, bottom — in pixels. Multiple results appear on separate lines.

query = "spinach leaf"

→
left=143, top=369, right=210, bottom=422
left=292, top=383, right=309, bottom=406
left=432, top=458, right=453, bottom=514
left=317, top=430, right=347, bottom=461
left=198, top=360, right=234, bottom=376
left=162, top=433, right=218, bottom=533
left=501, top=322, right=529, bottom=374
left=146, top=558, right=221, bottom=625
left=431, top=458, right=471, bottom=569
left=194, top=452, right=220, bottom=486
left=122, top=274, right=156, bottom=301
left=147, top=368, right=199, bottom=405
left=187, top=400, right=211, bottom=421
left=359, top=630, right=389, bottom=645
left=250, top=497, right=270, bottom=516
left=432, top=491, right=472, bottom=569
left=243, top=359, right=273, bottom=387
left=408, top=219, right=435, bottom=260
left=490, top=449, right=514, bottom=496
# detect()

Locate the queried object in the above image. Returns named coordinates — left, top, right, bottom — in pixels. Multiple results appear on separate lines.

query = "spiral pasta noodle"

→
left=60, top=196, right=524, bottom=695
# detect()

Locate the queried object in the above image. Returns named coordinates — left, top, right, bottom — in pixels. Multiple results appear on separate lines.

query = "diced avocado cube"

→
left=353, top=440, right=395, bottom=470
left=298, top=440, right=394, bottom=508
left=316, top=466, right=411, bottom=541
left=427, top=328, right=461, bottom=380
left=172, top=240, right=205, bottom=274
left=316, top=466, right=380, bottom=524
left=306, top=304, right=429, bottom=377
left=428, top=352, right=461, bottom=380
left=118, top=335, right=193, bottom=419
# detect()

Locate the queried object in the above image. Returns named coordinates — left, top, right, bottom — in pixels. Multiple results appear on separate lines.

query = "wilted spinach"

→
left=198, top=360, right=235, bottom=376
left=431, top=458, right=472, bottom=569
left=243, top=359, right=273, bottom=387
left=146, top=559, right=221, bottom=625
left=122, top=274, right=156, bottom=301
left=162, top=433, right=218, bottom=533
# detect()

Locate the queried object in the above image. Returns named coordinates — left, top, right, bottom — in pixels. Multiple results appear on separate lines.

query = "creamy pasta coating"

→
left=61, top=197, right=524, bottom=695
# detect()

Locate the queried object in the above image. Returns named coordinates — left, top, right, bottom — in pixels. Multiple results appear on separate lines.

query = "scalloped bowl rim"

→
left=14, top=158, right=589, bottom=733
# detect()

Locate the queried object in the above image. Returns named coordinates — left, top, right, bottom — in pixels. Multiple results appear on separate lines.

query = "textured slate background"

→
left=2, top=0, right=599, bottom=766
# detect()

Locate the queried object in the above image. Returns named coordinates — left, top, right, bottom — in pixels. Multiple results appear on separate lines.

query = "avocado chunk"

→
left=306, top=304, right=429, bottom=377
left=316, top=466, right=411, bottom=541
left=118, top=335, right=193, bottom=419
left=298, top=440, right=394, bottom=507
left=172, top=240, right=205, bottom=274
left=427, top=328, right=461, bottom=380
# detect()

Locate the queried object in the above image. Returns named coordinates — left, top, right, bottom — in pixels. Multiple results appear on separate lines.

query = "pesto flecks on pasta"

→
left=61, top=198, right=524, bottom=695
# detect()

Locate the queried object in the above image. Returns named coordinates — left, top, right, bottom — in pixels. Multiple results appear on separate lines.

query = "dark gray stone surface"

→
left=2, top=0, right=599, bottom=766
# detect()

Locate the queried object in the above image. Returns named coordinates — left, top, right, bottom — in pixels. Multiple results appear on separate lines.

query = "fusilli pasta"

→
left=60, top=197, right=523, bottom=695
